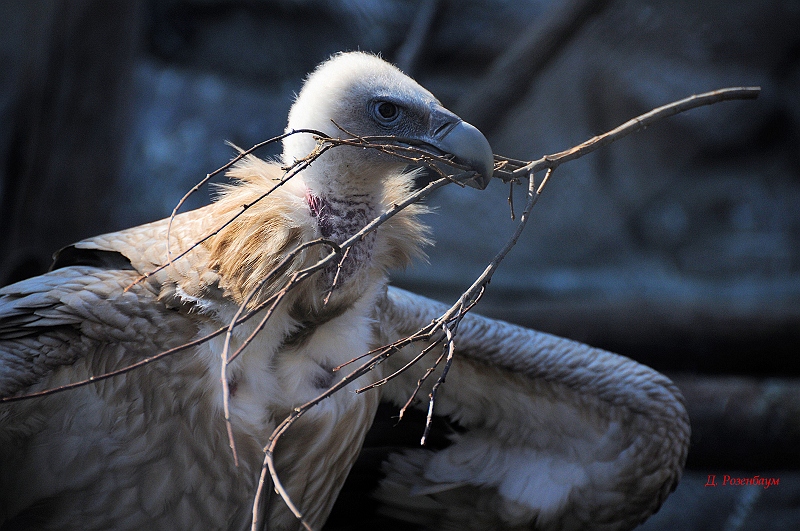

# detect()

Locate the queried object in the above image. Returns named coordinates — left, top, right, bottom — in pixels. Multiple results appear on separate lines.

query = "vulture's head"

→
left=282, top=51, right=493, bottom=193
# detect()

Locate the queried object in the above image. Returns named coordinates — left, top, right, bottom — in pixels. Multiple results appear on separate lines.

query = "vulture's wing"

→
left=0, top=245, right=197, bottom=402
left=0, top=203, right=223, bottom=396
left=0, top=218, right=247, bottom=530
left=373, top=286, right=690, bottom=530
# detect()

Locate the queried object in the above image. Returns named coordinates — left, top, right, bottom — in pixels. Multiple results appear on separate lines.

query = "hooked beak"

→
left=421, top=104, right=494, bottom=190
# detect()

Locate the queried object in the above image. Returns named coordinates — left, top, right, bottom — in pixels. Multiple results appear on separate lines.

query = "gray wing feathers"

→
left=0, top=266, right=196, bottom=398
left=0, top=207, right=217, bottom=399
left=376, top=286, right=690, bottom=530
left=380, top=286, right=685, bottom=417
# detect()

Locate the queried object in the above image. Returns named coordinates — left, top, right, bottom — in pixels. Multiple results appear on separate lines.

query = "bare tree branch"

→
left=493, top=86, right=762, bottom=182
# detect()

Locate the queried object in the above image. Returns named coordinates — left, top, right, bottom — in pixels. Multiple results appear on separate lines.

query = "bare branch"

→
left=128, top=129, right=466, bottom=293
left=422, top=326, right=456, bottom=446
left=493, top=86, right=762, bottom=181
left=323, top=246, right=351, bottom=307
left=254, top=170, right=542, bottom=528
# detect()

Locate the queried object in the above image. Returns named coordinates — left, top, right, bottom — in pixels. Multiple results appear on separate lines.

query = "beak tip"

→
left=462, top=126, right=494, bottom=190
left=425, top=105, right=495, bottom=190
left=446, top=120, right=494, bottom=190
left=465, top=158, right=493, bottom=190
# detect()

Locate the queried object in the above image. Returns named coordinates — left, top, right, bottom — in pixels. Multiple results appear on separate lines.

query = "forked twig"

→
left=492, top=86, right=761, bottom=181
left=422, top=326, right=456, bottom=445
left=323, top=246, right=351, bottom=307
left=220, top=237, right=342, bottom=465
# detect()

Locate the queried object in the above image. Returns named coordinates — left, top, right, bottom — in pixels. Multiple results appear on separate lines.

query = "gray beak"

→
left=426, top=104, right=494, bottom=190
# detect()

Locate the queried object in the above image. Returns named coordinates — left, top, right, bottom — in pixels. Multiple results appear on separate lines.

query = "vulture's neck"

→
left=205, top=156, right=428, bottom=314
left=305, top=186, right=376, bottom=244
left=305, top=185, right=378, bottom=287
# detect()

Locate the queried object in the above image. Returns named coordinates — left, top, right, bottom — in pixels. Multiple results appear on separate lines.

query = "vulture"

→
left=0, top=52, right=689, bottom=531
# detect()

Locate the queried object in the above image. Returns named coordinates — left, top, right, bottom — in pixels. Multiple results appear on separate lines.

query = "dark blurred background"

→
left=1, top=0, right=798, bottom=529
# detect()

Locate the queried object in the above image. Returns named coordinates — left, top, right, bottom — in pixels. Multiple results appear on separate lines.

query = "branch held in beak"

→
left=425, top=104, right=494, bottom=190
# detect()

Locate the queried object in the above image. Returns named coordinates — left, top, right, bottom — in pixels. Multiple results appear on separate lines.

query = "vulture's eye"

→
left=372, top=100, right=401, bottom=125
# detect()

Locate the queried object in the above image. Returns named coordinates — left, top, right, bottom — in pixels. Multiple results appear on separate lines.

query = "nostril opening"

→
left=432, top=120, right=459, bottom=139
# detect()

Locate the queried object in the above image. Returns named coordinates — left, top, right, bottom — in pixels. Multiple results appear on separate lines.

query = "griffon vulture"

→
left=0, top=52, right=689, bottom=530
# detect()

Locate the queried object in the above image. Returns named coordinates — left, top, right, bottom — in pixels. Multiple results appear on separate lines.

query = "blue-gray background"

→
left=1, top=1, right=797, bottom=529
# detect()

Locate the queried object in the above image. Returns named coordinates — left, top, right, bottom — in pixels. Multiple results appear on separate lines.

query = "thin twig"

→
left=130, top=129, right=331, bottom=292
left=405, top=341, right=449, bottom=429
left=422, top=326, right=456, bottom=445
left=323, top=246, right=351, bottom=307
left=508, top=181, right=516, bottom=220
left=356, top=338, right=444, bottom=395
left=1, top=325, right=228, bottom=403
left=493, top=87, right=762, bottom=181
left=129, top=130, right=465, bottom=293
left=220, top=237, right=342, bottom=464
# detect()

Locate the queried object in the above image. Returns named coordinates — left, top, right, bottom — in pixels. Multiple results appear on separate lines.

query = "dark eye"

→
left=372, top=101, right=400, bottom=124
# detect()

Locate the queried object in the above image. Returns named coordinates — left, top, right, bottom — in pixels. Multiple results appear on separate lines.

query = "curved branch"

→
left=493, top=86, right=761, bottom=182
